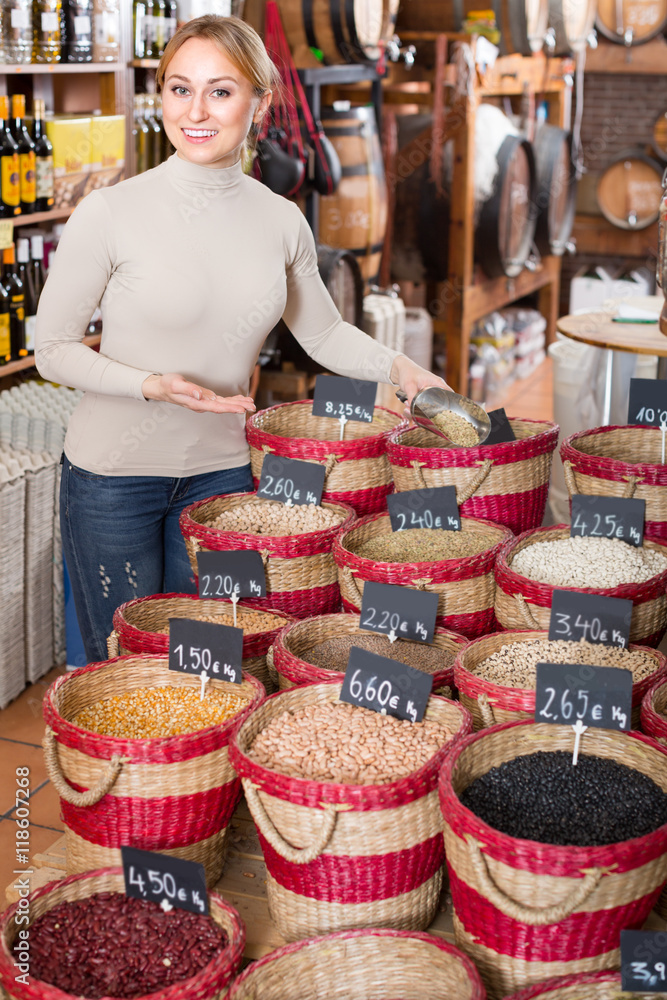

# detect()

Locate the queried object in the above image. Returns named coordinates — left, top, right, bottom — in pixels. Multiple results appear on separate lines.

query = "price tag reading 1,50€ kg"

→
left=311, top=374, right=378, bottom=423
left=535, top=662, right=632, bottom=730
left=257, top=454, right=325, bottom=506
left=360, top=580, right=439, bottom=644
left=168, top=617, right=243, bottom=684
left=122, top=847, right=208, bottom=916
left=340, top=646, right=433, bottom=723
left=387, top=486, right=461, bottom=532
left=621, top=930, right=667, bottom=993
left=197, top=550, right=266, bottom=600
left=570, top=494, right=645, bottom=547
left=628, top=378, right=667, bottom=428
left=548, top=589, right=633, bottom=648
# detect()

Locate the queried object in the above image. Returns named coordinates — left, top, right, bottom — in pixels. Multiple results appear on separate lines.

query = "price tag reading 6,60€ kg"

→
left=535, top=661, right=633, bottom=730
left=621, top=930, right=667, bottom=993
left=359, top=580, right=439, bottom=644
left=122, top=847, right=208, bottom=916
left=197, top=550, right=266, bottom=600
left=570, top=494, right=645, bottom=547
left=548, top=589, right=633, bottom=648
left=340, top=646, right=433, bottom=723
left=257, top=453, right=325, bottom=506
left=168, top=617, right=243, bottom=684
left=312, top=374, right=378, bottom=423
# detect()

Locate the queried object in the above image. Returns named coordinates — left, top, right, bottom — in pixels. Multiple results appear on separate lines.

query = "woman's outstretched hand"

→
left=389, top=355, right=451, bottom=416
left=142, top=373, right=256, bottom=414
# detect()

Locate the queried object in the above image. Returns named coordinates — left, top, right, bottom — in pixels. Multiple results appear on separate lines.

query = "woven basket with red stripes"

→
left=333, top=512, right=512, bottom=638
left=454, top=629, right=667, bottom=731
left=494, top=525, right=667, bottom=647
left=387, top=418, right=558, bottom=536
left=179, top=492, right=355, bottom=619
left=109, top=593, right=292, bottom=692
left=504, top=971, right=652, bottom=1000
left=270, top=611, right=468, bottom=697
left=0, top=868, right=245, bottom=1000
left=229, top=680, right=472, bottom=941
left=561, top=426, right=667, bottom=542
left=42, top=655, right=265, bottom=886
left=226, top=929, right=486, bottom=1000
left=439, top=720, right=667, bottom=999
left=246, top=400, right=403, bottom=516
left=639, top=674, right=667, bottom=920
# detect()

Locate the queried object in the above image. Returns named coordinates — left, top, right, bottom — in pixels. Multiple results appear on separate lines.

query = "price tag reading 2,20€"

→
left=197, top=550, right=266, bottom=600
left=570, top=494, right=645, bottom=548
left=168, top=617, right=243, bottom=684
left=340, top=646, right=433, bottom=723
left=548, top=589, right=633, bottom=648
left=122, top=847, right=208, bottom=916
left=257, top=454, right=325, bottom=507
left=621, top=930, right=667, bottom=992
left=359, top=581, right=439, bottom=644
left=535, top=662, right=633, bottom=730
left=387, top=486, right=461, bottom=532
left=311, top=374, right=378, bottom=424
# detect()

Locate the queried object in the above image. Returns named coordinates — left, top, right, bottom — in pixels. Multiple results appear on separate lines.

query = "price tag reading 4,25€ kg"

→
left=122, top=847, right=208, bottom=916
left=548, top=589, right=633, bottom=649
left=621, top=930, right=667, bottom=993
left=628, top=378, right=667, bottom=427
left=360, top=580, right=439, bottom=644
left=570, top=494, right=645, bottom=547
left=257, top=453, right=325, bottom=507
left=340, top=646, right=433, bottom=723
left=311, top=374, right=378, bottom=424
left=535, top=662, right=633, bottom=730
left=197, top=550, right=266, bottom=600
left=387, top=486, right=461, bottom=532
left=168, top=617, right=243, bottom=684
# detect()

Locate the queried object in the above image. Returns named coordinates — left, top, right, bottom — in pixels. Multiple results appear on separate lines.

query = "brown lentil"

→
left=209, top=499, right=344, bottom=536
left=156, top=608, right=285, bottom=635
left=74, top=685, right=250, bottom=738
left=353, top=527, right=490, bottom=563
left=18, top=892, right=226, bottom=999
left=511, top=535, right=667, bottom=588
left=431, top=409, right=480, bottom=447
left=248, top=701, right=454, bottom=784
left=307, top=633, right=455, bottom=675
left=473, top=638, right=660, bottom=689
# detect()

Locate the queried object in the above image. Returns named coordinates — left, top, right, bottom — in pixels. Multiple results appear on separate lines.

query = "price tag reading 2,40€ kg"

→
left=311, top=374, right=378, bottom=424
left=122, top=847, right=208, bottom=916
left=535, top=662, right=633, bottom=730
left=387, top=486, right=461, bottom=532
left=548, top=589, right=633, bottom=648
left=628, top=378, right=667, bottom=427
left=168, top=617, right=243, bottom=684
left=621, top=930, right=667, bottom=992
left=340, top=646, right=433, bottom=723
left=570, top=494, right=645, bottom=547
left=196, top=550, right=266, bottom=600
left=360, top=580, right=439, bottom=644
left=257, top=454, right=325, bottom=507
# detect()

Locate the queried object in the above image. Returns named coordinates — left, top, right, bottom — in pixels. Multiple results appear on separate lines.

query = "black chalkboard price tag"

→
left=257, top=454, right=325, bottom=506
left=535, top=662, right=632, bottom=730
left=121, top=847, right=208, bottom=916
left=168, top=617, right=243, bottom=684
left=387, top=486, right=461, bottom=532
left=548, top=590, right=633, bottom=648
left=485, top=408, right=517, bottom=445
left=570, top=494, right=645, bottom=547
left=628, top=378, right=667, bottom=427
left=359, top=580, right=439, bottom=644
left=621, top=930, right=667, bottom=992
left=197, top=550, right=266, bottom=599
left=312, top=374, right=377, bottom=423
left=340, top=646, right=433, bottom=723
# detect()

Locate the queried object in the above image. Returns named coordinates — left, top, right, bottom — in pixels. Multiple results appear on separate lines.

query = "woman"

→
left=35, top=14, right=447, bottom=663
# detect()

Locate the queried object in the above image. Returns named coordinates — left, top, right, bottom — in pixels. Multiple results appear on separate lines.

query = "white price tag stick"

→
left=160, top=898, right=174, bottom=913
left=661, top=414, right=667, bottom=464
left=339, top=415, right=348, bottom=440
left=571, top=719, right=588, bottom=766
left=284, top=498, right=294, bottom=509
left=199, top=671, right=209, bottom=701
left=387, top=629, right=398, bottom=644
left=231, top=590, right=239, bottom=628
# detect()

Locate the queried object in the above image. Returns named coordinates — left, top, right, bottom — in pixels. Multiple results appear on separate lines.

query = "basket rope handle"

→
left=266, top=645, right=278, bottom=688
left=477, top=692, right=496, bottom=727
left=621, top=476, right=638, bottom=499
left=324, top=454, right=341, bottom=479
left=262, top=444, right=273, bottom=456
left=514, top=593, right=541, bottom=630
left=243, top=779, right=342, bottom=864
left=342, top=565, right=364, bottom=604
left=412, top=577, right=434, bottom=590
left=563, top=460, right=578, bottom=500
left=43, top=728, right=128, bottom=806
left=409, top=460, right=428, bottom=489
left=107, top=630, right=119, bottom=658
left=465, top=836, right=604, bottom=925
left=456, top=460, right=493, bottom=505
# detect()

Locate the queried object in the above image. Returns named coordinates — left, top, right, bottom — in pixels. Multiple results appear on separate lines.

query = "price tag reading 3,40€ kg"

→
left=168, top=617, right=243, bottom=684
left=340, top=646, right=433, bottom=723
left=570, top=494, right=645, bottom=547
left=257, top=453, right=325, bottom=506
left=197, top=550, right=266, bottom=600
left=359, top=580, right=439, bottom=644
left=548, top=589, right=633, bottom=648
left=535, top=662, right=633, bottom=731
left=121, top=847, right=208, bottom=916
left=387, top=486, right=461, bottom=532
left=311, top=374, right=378, bottom=424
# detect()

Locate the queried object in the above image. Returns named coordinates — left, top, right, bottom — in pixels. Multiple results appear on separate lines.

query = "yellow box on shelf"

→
left=85, top=114, right=125, bottom=196
left=45, top=115, right=92, bottom=210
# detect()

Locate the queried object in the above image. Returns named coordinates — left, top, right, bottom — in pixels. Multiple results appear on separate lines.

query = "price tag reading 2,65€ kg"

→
left=311, top=374, right=378, bottom=423
left=121, top=847, right=208, bottom=916
left=535, top=662, right=632, bottom=730
left=621, top=930, right=667, bottom=992
left=387, top=486, right=461, bottom=532
left=628, top=378, right=667, bottom=427
left=360, top=581, right=438, bottom=644
left=168, top=617, right=243, bottom=684
left=570, top=494, right=645, bottom=547
left=257, top=454, right=325, bottom=506
left=548, top=590, right=633, bottom=648
left=340, top=646, right=433, bottom=723
left=197, top=550, right=266, bottom=599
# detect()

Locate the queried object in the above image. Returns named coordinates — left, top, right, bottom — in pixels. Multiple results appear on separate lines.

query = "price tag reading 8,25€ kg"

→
left=121, top=847, right=208, bottom=916
left=548, top=589, right=633, bottom=649
left=257, top=453, right=325, bottom=507
left=359, top=580, right=439, bottom=644
left=340, top=645, right=433, bottom=723
left=311, top=374, right=378, bottom=424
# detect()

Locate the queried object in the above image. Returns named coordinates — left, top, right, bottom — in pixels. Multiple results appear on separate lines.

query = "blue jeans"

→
left=60, top=456, right=254, bottom=664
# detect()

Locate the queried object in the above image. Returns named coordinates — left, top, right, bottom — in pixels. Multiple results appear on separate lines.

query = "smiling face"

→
left=161, top=36, right=271, bottom=169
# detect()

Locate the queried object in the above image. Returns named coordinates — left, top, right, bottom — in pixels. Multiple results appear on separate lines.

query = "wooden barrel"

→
left=317, top=244, right=364, bottom=325
left=276, top=0, right=396, bottom=66
left=596, top=150, right=664, bottom=229
left=653, top=110, right=667, bottom=160
left=596, top=0, right=667, bottom=44
left=547, top=0, right=597, bottom=53
left=532, top=124, right=577, bottom=255
left=319, top=105, right=388, bottom=283
left=396, top=0, right=548, bottom=55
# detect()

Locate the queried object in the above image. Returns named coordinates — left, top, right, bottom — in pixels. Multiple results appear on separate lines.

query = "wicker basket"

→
left=494, top=525, right=667, bottom=648
left=109, top=593, right=292, bottom=692
left=0, top=868, right=244, bottom=1000
left=179, top=492, right=356, bottom=620
left=228, top=680, right=472, bottom=941
left=639, top=674, right=667, bottom=920
left=270, top=612, right=468, bottom=697
left=42, top=655, right=265, bottom=886
left=226, top=929, right=486, bottom=999
left=387, top=418, right=558, bottom=536
left=454, top=629, right=667, bottom=731
left=333, top=512, right=512, bottom=639
left=504, top=971, right=654, bottom=1000
left=247, top=400, right=403, bottom=517
left=561, top=426, right=667, bottom=542
left=439, top=720, right=667, bottom=999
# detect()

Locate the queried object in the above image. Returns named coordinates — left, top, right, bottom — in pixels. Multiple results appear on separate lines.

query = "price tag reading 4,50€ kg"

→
left=168, top=617, right=243, bottom=684
left=387, top=486, right=461, bottom=532
left=628, top=378, right=667, bottom=427
left=548, top=590, right=633, bottom=648
left=257, top=453, right=325, bottom=507
left=570, top=494, right=645, bottom=547
left=535, top=662, right=632, bottom=730
left=121, top=847, right=208, bottom=916
left=360, top=580, right=439, bottom=644
left=311, top=374, right=378, bottom=423
left=621, top=930, right=667, bottom=992
left=340, top=646, right=433, bottom=723
left=197, top=550, right=266, bottom=600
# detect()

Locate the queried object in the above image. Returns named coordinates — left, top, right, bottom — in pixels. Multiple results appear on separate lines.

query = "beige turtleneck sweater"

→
left=35, top=153, right=400, bottom=477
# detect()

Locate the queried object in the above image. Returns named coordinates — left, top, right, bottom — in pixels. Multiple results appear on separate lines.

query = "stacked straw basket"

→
left=246, top=400, right=403, bottom=516
left=226, top=929, right=486, bottom=1000
left=42, top=655, right=265, bottom=885
left=0, top=868, right=245, bottom=1000
left=438, top=720, right=667, bottom=998
left=109, top=592, right=292, bottom=692
left=639, top=674, right=667, bottom=919
left=387, top=418, right=559, bottom=536
left=454, top=630, right=667, bottom=731
left=179, top=492, right=355, bottom=619
left=504, top=971, right=655, bottom=1000
left=494, top=525, right=667, bottom=647
left=269, top=612, right=468, bottom=696
left=333, top=512, right=512, bottom=638
left=561, top=426, right=667, bottom=542
left=229, top=680, right=472, bottom=941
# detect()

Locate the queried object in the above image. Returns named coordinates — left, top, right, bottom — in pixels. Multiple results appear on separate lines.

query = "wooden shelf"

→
left=463, top=256, right=562, bottom=325
left=573, top=213, right=659, bottom=258
left=12, top=206, right=74, bottom=227
left=0, top=332, right=101, bottom=378
left=130, top=59, right=160, bottom=68
left=585, top=35, right=667, bottom=74
left=0, top=62, right=123, bottom=73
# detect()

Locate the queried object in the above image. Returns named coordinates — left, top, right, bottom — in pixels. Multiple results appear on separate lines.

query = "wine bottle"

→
left=151, top=0, right=164, bottom=56
left=143, top=0, right=156, bottom=58
left=11, top=94, right=35, bottom=215
left=33, top=0, right=62, bottom=62
left=132, top=0, right=145, bottom=57
left=32, top=99, right=54, bottom=212
left=92, top=0, right=118, bottom=61
left=0, top=278, right=10, bottom=364
left=163, top=0, right=176, bottom=45
left=144, top=94, right=162, bottom=171
left=134, top=94, right=149, bottom=174
left=3, top=244, right=26, bottom=361
left=0, top=96, right=20, bottom=219
left=16, top=236, right=35, bottom=352
left=30, top=233, right=47, bottom=300
left=61, top=0, right=92, bottom=61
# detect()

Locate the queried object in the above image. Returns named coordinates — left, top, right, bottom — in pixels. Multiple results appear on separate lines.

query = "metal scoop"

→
left=396, top=386, right=491, bottom=447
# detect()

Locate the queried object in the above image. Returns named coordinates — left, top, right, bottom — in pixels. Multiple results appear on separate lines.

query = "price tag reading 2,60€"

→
left=628, top=378, right=667, bottom=427
left=360, top=581, right=438, bottom=644
left=621, top=930, right=667, bottom=992
left=570, top=494, right=645, bottom=548
left=196, top=550, right=266, bottom=600
left=535, top=662, right=632, bottom=730
left=168, top=617, right=243, bottom=684
left=312, top=374, right=378, bottom=424
left=122, top=847, right=208, bottom=916
left=387, top=486, right=461, bottom=532
left=548, top=589, right=633, bottom=648
left=340, top=646, right=433, bottom=723
left=257, top=453, right=325, bottom=506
